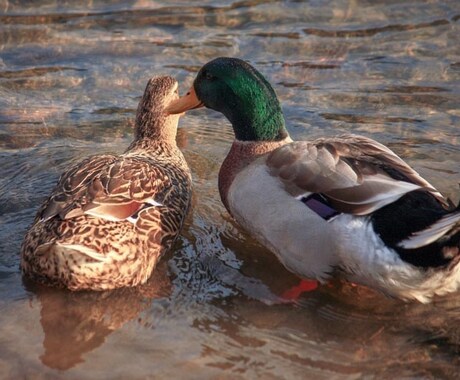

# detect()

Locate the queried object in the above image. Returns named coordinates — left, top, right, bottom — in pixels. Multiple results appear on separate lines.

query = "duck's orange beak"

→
left=165, top=86, right=204, bottom=115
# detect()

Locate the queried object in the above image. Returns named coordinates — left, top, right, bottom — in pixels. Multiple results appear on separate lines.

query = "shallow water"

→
left=1, top=0, right=460, bottom=378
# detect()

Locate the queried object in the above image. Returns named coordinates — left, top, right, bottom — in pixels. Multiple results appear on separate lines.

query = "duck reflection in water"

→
left=23, top=260, right=171, bottom=370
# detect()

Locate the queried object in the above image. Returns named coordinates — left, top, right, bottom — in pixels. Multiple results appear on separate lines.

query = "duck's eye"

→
left=203, top=70, right=215, bottom=81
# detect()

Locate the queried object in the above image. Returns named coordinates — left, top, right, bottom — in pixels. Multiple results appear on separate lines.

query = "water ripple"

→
left=303, top=19, right=450, bottom=38
left=0, top=66, right=86, bottom=79
left=282, top=61, right=340, bottom=70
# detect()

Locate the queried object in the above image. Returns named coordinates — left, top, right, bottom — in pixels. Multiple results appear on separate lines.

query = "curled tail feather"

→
left=398, top=205, right=460, bottom=250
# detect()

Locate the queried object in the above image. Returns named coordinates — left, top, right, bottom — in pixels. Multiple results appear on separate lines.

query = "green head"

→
left=195, top=57, right=288, bottom=141
left=168, top=57, right=288, bottom=142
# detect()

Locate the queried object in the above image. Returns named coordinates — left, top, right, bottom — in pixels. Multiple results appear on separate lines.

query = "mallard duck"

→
left=21, top=76, right=192, bottom=291
left=166, top=57, right=460, bottom=302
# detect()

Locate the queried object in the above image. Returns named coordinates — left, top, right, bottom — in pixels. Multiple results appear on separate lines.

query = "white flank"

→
left=228, top=164, right=339, bottom=280
left=228, top=162, right=460, bottom=302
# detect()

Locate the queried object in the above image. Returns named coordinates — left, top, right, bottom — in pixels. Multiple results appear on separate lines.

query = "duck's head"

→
left=166, top=57, right=288, bottom=142
left=135, top=75, right=181, bottom=140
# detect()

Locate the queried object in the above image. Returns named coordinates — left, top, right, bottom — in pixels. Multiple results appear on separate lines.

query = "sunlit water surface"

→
left=1, top=1, right=460, bottom=378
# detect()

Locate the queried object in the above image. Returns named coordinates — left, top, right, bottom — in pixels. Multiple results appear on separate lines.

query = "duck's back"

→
left=21, top=144, right=191, bottom=291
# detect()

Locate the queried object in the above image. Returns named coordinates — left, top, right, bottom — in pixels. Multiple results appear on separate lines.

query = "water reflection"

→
left=25, top=261, right=170, bottom=370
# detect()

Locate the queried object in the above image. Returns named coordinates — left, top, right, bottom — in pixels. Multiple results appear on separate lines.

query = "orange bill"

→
left=165, top=86, right=204, bottom=115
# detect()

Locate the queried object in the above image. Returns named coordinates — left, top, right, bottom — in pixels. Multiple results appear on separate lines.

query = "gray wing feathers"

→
left=266, top=135, right=448, bottom=215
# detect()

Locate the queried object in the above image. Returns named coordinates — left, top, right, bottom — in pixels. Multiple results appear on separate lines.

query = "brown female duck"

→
left=21, top=76, right=192, bottom=291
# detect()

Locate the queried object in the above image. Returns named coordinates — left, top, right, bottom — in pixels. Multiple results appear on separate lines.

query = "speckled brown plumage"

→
left=21, top=76, right=192, bottom=291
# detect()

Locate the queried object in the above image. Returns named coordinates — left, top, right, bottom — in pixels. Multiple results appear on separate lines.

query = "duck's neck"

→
left=126, top=108, right=180, bottom=155
left=221, top=81, right=289, bottom=142
left=134, top=111, right=179, bottom=143
left=130, top=81, right=180, bottom=146
left=229, top=108, right=289, bottom=142
left=126, top=136, right=175, bottom=154
left=126, top=122, right=180, bottom=160
left=218, top=136, right=293, bottom=212
left=219, top=95, right=291, bottom=209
